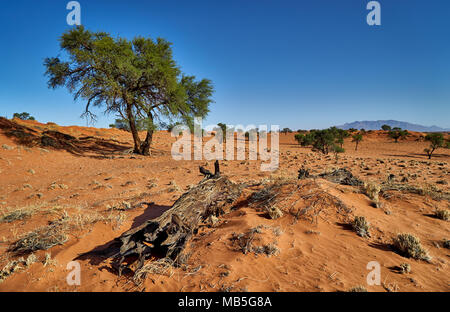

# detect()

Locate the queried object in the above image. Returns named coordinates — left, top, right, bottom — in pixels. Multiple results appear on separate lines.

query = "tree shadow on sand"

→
left=0, top=117, right=159, bottom=158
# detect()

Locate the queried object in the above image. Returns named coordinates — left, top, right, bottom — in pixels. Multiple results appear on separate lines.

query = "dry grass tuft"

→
left=351, top=216, right=370, bottom=238
left=133, top=257, right=174, bottom=284
left=435, top=209, right=449, bottom=221
left=363, top=181, right=381, bottom=205
left=0, top=206, right=37, bottom=223
left=399, top=263, right=411, bottom=274
left=348, top=285, right=368, bottom=292
left=393, top=233, right=431, bottom=261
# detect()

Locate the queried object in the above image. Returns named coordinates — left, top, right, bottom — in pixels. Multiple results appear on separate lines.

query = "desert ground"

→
left=0, top=117, right=448, bottom=292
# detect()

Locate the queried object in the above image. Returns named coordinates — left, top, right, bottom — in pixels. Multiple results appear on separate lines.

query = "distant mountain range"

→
left=336, top=120, right=449, bottom=132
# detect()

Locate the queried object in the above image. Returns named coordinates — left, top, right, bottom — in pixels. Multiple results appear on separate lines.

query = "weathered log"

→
left=109, top=162, right=242, bottom=276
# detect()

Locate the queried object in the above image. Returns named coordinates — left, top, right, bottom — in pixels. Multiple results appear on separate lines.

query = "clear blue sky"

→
left=0, top=0, right=449, bottom=129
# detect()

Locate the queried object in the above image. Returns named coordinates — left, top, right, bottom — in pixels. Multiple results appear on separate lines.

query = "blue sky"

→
left=0, top=0, right=449, bottom=129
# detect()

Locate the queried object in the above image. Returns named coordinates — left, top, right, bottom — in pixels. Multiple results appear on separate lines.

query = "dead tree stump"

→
left=108, top=161, right=242, bottom=275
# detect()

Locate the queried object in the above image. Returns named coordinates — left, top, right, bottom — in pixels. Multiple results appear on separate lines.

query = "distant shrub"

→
left=294, top=127, right=351, bottom=155
left=393, top=233, right=431, bottom=261
left=281, top=128, right=293, bottom=135
left=381, top=124, right=391, bottom=131
left=388, top=128, right=408, bottom=143
left=13, top=112, right=35, bottom=121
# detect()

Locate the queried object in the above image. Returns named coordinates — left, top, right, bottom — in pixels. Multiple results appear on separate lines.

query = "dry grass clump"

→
left=11, top=226, right=68, bottom=254
left=348, top=285, right=368, bottom=292
left=393, top=233, right=431, bottom=261
left=230, top=227, right=280, bottom=257
left=167, top=180, right=182, bottom=193
left=43, top=253, right=58, bottom=267
left=381, top=183, right=449, bottom=201
left=434, top=209, right=449, bottom=221
left=10, top=214, right=70, bottom=254
left=351, top=216, right=370, bottom=238
left=399, top=263, right=411, bottom=274
left=443, top=239, right=450, bottom=249
left=133, top=257, right=174, bottom=284
left=0, top=206, right=37, bottom=223
left=0, top=254, right=37, bottom=283
left=363, top=181, right=381, bottom=206
left=0, top=259, right=23, bottom=283
left=252, top=243, right=280, bottom=257
left=266, top=206, right=283, bottom=220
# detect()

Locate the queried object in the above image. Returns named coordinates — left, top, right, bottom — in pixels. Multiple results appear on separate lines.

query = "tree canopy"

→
left=13, top=112, right=35, bottom=121
left=44, top=26, right=214, bottom=155
left=424, top=133, right=445, bottom=159
left=388, top=128, right=408, bottom=143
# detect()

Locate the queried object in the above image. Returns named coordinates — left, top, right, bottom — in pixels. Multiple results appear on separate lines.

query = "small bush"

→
left=253, top=243, right=280, bottom=257
left=0, top=206, right=36, bottom=223
left=0, top=259, right=23, bottom=283
left=435, top=209, right=449, bottom=221
left=10, top=223, right=68, bottom=254
left=352, top=216, right=370, bottom=238
left=348, top=285, right=367, bottom=292
left=266, top=206, right=283, bottom=220
left=363, top=181, right=381, bottom=204
left=393, top=233, right=431, bottom=261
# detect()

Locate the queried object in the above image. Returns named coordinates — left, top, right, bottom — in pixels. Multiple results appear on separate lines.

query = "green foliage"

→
left=109, top=118, right=146, bottom=131
left=424, top=133, right=445, bottom=159
left=215, top=122, right=227, bottom=142
left=44, top=26, right=214, bottom=155
left=388, top=128, right=408, bottom=143
left=13, top=112, right=35, bottom=121
left=334, top=128, right=350, bottom=148
left=381, top=124, right=391, bottom=131
left=295, top=127, right=347, bottom=155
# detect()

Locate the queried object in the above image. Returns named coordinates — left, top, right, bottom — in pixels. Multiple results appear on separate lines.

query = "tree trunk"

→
left=105, top=162, right=242, bottom=276
left=126, top=104, right=142, bottom=154
left=139, top=112, right=154, bottom=156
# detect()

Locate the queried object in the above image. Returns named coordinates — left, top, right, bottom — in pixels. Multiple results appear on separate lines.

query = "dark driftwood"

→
left=109, top=161, right=241, bottom=276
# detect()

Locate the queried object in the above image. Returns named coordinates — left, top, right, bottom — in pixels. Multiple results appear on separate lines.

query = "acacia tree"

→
left=44, top=26, right=213, bottom=155
left=352, top=133, right=363, bottom=151
left=388, top=128, right=408, bottom=143
left=424, top=133, right=445, bottom=159
left=13, top=112, right=35, bottom=120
